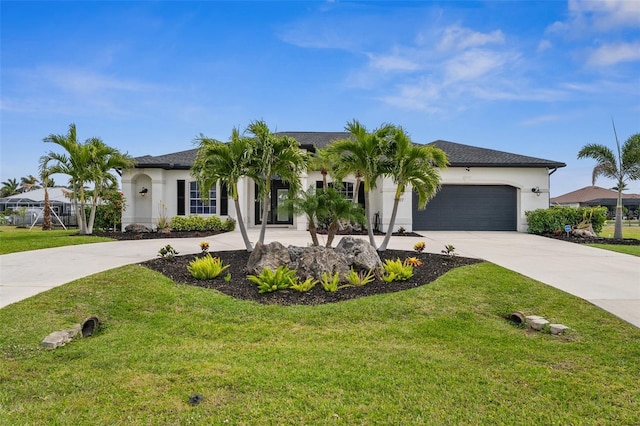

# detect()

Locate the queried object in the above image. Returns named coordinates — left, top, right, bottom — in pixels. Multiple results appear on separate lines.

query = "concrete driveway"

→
left=1, top=230, right=638, bottom=328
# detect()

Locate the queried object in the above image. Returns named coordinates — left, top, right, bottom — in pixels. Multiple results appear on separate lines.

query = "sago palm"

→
left=577, top=124, right=640, bottom=240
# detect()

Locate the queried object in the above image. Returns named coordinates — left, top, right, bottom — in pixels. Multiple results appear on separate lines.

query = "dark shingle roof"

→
left=428, top=140, right=566, bottom=168
left=133, top=134, right=566, bottom=170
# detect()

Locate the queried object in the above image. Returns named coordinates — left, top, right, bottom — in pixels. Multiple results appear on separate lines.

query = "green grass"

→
left=598, top=223, right=640, bottom=239
left=0, top=226, right=113, bottom=254
left=587, top=244, right=640, bottom=256
left=1, top=263, right=638, bottom=425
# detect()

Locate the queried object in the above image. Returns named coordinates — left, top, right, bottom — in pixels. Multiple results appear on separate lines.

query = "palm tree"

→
left=378, top=127, right=448, bottom=251
left=321, top=187, right=366, bottom=248
left=42, top=123, right=134, bottom=235
left=19, top=175, right=40, bottom=193
left=328, top=119, right=395, bottom=248
left=282, top=186, right=326, bottom=247
left=1, top=178, right=20, bottom=197
left=84, top=138, right=135, bottom=234
left=310, top=148, right=336, bottom=191
left=246, top=120, right=309, bottom=244
left=577, top=124, right=640, bottom=240
left=38, top=163, right=53, bottom=231
left=192, top=128, right=255, bottom=252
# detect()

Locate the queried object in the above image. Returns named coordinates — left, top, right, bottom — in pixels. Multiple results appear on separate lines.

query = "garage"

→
left=412, top=185, right=517, bottom=231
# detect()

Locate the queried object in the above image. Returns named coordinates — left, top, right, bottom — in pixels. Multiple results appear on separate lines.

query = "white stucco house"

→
left=121, top=132, right=565, bottom=233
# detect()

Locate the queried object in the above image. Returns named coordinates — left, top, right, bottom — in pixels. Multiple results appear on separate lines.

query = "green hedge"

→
left=170, top=215, right=236, bottom=232
left=525, top=206, right=607, bottom=234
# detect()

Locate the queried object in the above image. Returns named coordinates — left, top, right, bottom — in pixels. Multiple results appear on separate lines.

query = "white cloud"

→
left=438, top=25, right=505, bottom=51
left=586, top=42, right=640, bottom=66
left=519, top=114, right=563, bottom=126
left=537, top=40, right=553, bottom=53
left=444, top=49, right=511, bottom=82
left=547, top=0, right=640, bottom=34
left=367, top=53, right=420, bottom=72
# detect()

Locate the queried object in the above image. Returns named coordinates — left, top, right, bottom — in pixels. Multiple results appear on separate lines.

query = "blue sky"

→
left=1, top=0, right=639, bottom=197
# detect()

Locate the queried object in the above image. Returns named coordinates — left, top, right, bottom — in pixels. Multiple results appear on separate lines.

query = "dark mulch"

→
left=543, top=233, right=640, bottom=246
left=93, top=230, right=224, bottom=240
left=141, top=250, right=482, bottom=306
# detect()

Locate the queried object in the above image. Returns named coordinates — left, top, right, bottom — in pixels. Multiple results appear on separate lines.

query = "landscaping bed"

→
left=142, top=249, right=481, bottom=305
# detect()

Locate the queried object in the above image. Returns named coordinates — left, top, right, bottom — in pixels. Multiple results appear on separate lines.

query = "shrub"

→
left=345, top=268, right=376, bottom=287
left=382, top=258, right=413, bottom=282
left=199, top=241, right=209, bottom=254
left=187, top=254, right=230, bottom=280
left=223, top=217, right=236, bottom=231
left=247, top=265, right=296, bottom=293
left=413, top=241, right=425, bottom=253
left=204, top=216, right=223, bottom=231
left=170, top=216, right=190, bottom=231
left=526, top=206, right=607, bottom=234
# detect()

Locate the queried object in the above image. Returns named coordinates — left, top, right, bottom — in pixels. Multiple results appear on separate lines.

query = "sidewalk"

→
left=1, top=230, right=638, bottom=327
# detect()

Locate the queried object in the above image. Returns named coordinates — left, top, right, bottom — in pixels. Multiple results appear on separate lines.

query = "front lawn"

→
left=1, top=263, right=638, bottom=424
left=0, top=226, right=113, bottom=254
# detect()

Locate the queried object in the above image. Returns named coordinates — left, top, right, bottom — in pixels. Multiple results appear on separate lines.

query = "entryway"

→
left=254, top=180, right=293, bottom=225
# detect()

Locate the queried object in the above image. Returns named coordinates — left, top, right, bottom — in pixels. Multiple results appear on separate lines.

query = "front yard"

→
left=1, top=261, right=638, bottom=424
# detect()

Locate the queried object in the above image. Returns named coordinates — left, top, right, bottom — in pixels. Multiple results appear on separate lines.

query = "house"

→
left=0, top=187, right=76, bottom=226
left=550, top=186, right=640, bottom=217
left=121, top=133, right=566, bottom=233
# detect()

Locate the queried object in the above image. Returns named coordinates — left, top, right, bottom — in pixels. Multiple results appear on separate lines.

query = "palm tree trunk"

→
left=378, top=194, right=401, bottom=252
left=87, top=196, right=98, bottom=235
left=614, top=188, right=623, bottom=240
left=233, top=196, right=253, bottom=252
left=308, top=218, right=320, bottom=246
left=364, top=190, right=377, bottom=249
left=42, top=187, right=52, bottom=231
left=352, top=176, right=361, bottom=204
left=258, top=192, right=269, bottom=244
left=326, top=221, right=338, bottom=247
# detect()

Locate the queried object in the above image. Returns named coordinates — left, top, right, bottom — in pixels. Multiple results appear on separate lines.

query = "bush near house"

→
left=526, top=206, right=607, bottom=234
left=169, top=215, right=235, bottom=232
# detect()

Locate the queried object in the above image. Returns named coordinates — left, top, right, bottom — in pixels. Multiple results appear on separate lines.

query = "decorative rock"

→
left=125, top=223, right=152, bottom=233
left=550, top=324, right=570, bottom=335
left=525, top=315, right=545, bottom=325
left=529, top=318, right=550, bottom=331
left=245, top=241, right=291, bottom=275
left=334, top=237, right=382, bottom=272
left=41, top=324, right=81, bottom=349
left=289, top=246, right=350, bottom=282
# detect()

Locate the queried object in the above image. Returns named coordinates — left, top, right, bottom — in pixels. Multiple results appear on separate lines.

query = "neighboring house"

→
left=0, top=187, right=75, bottom=226
left=550, top=186, right=640, bottom=217
left=121, top=133, right=565, bottom=233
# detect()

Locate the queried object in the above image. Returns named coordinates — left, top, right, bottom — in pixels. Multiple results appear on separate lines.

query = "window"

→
left=317, top=181, right=355, bottom=200
left=189, top=181, right=216, bottom=214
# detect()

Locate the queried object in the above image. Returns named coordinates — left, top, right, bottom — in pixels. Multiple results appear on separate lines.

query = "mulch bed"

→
left=141, top=250, right=481, bottom=306
left=542, top=234, right=640, bottom=246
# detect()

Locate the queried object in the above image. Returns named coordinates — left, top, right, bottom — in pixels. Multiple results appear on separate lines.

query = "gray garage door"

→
left=412, top=185, right=517, bottom=231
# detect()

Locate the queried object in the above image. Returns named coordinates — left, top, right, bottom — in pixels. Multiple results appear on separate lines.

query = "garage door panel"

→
left=413, top=185, right=516, bottom=231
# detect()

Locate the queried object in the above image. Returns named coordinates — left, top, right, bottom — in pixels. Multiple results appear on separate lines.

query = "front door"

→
left=254, top=180, right=293, bottom=225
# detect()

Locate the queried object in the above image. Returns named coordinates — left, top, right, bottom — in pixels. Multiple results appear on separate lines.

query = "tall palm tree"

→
left=328, top=119, right=395, bottom=248
left=192, top=128, right=255, bottom=252
left=38, top=163, right=53, bottom=231
left=42, top=123, right=134, bottom=235
left=83, top=138, right=134, bottom=234
left=577, top=124, right=640, bottom=240
left=378, top=127, right=449, bottom=251
left=310, top=147, right=335, bottom=190
left=1, top=178, right=20, bottom=197
left=246, top=120, right=309, bottom=244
